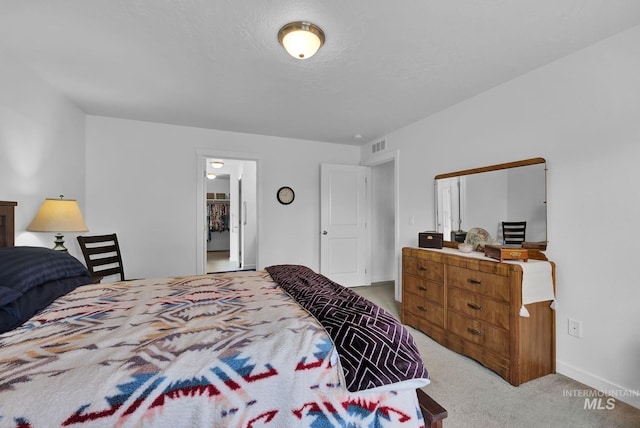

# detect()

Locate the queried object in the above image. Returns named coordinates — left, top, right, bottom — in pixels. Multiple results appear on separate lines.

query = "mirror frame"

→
left=434, top=157, right=547, bottom=254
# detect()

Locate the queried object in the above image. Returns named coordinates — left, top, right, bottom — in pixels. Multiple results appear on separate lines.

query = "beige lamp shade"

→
left=28, top=198, right=89, bottom=232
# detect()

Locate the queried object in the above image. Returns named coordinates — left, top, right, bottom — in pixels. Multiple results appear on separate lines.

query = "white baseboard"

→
left=557, top=360, right=640, bottom=409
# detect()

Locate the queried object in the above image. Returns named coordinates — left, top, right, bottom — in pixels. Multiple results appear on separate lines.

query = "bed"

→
left=0, top=200, right=447, bottom=427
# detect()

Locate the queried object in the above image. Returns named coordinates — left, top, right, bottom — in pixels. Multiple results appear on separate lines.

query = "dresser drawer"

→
left=404, top=257, right=444, bottom=283
left=447, top=311, right=510, bottom=356
left=446, top=336, right=511, bottom=382
left=403, top=311, right=448, bottom=346
left=403, top=275, right=444, bottom=305
left=447, top=265, right=510, bottom=302
left=403, top=293, right=445, bottom=328
left=447, top=287, right=510, bottom=330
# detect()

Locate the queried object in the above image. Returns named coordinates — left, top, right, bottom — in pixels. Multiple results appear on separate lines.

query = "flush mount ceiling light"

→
left=278, top=21, right=325, bottom=59
left=207, top=172, right=217, bottom=180
left=210, top=160, right=224, bottom=168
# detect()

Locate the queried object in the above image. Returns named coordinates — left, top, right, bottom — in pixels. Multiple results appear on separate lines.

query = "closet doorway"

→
left=199, top=156, right=258, bottom=274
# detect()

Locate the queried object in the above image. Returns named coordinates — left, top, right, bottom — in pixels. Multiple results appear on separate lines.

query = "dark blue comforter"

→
left=0, top=246, right=90, bottom=333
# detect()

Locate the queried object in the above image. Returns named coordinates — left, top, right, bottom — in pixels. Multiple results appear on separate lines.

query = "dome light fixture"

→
left=206, top=172, right=217, bottom=180
left=210, top=160, right=224, bottom=168
left=278, top=21, right=325, bottom=59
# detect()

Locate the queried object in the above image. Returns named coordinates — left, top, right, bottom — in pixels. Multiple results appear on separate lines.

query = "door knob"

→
left=322, top=231, right=328, bottom=235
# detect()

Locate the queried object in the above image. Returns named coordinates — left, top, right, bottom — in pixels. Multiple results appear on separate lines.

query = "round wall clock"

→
left=277, top=186, right=295, bottom=205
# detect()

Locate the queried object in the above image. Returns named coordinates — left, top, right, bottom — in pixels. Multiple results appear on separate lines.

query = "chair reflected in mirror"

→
left=502, top=221, right=526, bottom=245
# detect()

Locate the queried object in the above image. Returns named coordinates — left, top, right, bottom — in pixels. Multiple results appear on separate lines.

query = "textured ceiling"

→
left=2, top=0, right=640, bottom=145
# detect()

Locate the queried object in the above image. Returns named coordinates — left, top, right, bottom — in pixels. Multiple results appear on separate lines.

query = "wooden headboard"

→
left=0, top=201, right=17, bottom=248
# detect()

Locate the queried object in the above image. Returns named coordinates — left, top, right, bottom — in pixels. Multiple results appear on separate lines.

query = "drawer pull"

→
left=417, top=305, right=427, bottom=312
left=467, top=302, right=483, bottom=311
left=467, top=278, right=482, bottom=285
left=418, top=286, right=427, bottom=291
left=467, top=327, right=482, bottom=336
left=417, top=265, right=427, bottom=271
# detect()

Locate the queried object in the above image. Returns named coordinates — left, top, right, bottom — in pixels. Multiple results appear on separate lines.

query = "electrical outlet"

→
left=568, top=318, right=582, bottom=338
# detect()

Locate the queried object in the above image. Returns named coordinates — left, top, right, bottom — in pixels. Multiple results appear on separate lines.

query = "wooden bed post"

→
left=417, top=389, right=448, bottom=428
left=0, top=201, right=17, bottom=248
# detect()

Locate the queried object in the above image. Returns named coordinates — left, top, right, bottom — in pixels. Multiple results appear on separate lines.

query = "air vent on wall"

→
left=371, top=139, right=386, bottom=153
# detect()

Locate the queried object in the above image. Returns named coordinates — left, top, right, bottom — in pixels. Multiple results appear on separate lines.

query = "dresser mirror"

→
left=434, top=158, right=547, bottom=247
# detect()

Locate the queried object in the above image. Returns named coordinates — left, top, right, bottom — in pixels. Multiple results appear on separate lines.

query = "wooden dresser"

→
left=402, top=246, right=555, bottom=386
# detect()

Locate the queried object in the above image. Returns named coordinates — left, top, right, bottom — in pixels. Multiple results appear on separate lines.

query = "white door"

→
left=238, top=177, right=243, bottom=268
left=320, top=164, right=368, bottom=286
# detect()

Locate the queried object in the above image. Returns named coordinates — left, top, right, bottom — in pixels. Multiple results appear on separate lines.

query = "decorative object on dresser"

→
left=419, top=231, right=443, bottom=249
left=402, top=246, right=556, bottom=386
left=27, top=195, right=89, bottom=252
left=523, top=241, right=548, bottom=251
left=463, top=227, right=497, bottom=251
left=484, top=244, right=529, bottom=262
left=450, top=230, right=467, bottom=243
left=458, top=242, right=473, bottom=253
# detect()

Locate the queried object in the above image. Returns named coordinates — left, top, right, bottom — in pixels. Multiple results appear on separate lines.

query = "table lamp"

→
left=27, top=195, right=89, bottom=252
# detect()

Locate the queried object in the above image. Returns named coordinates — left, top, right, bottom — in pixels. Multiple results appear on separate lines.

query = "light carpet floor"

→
left=207, top=250, right=238, bottom=273
left=352, top=282, right=640, bottom=428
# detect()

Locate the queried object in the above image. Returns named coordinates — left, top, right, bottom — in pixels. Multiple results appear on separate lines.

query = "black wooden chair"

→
left=77, top=234, right=125, bottom=283
left=501, top=221, right=527, bottom=245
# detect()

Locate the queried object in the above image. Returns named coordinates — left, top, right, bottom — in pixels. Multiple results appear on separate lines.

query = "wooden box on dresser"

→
left=402, top=246, right=556, bottom=386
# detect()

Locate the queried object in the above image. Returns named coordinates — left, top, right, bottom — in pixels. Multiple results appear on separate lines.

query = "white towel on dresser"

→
left=422, top=248, right=556, bottom=317
left=509, top=260, right=556, bottom=317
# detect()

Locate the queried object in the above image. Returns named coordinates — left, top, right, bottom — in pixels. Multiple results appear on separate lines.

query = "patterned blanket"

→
left=0, top=271, right=425, bottom=427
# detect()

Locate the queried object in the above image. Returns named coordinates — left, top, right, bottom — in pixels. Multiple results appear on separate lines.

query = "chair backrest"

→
left=502, top=221, right=526, bottom=245
left=77, top=234, right=125, bottom=282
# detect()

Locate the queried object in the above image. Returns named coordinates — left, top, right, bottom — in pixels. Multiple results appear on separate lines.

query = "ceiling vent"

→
left=371, top=139, right=386, bottom=153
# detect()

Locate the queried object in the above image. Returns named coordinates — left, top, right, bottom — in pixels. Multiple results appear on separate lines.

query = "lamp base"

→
left=52, top=233, right=68, bottom=252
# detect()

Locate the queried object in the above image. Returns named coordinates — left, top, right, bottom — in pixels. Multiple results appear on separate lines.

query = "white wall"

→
left=0, top=55, right=86, bottom=259
left=362, top=25, right=640, bottom=408
left=85, top=116, right=360, bottom=279
left=370, top=161, right=395, bottom=283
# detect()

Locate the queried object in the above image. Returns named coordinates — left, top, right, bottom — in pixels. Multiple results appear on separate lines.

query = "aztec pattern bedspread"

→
left=0, top=270, right=425, bottom=427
